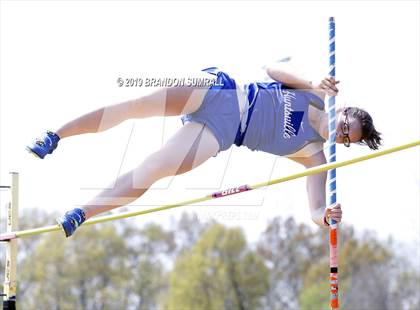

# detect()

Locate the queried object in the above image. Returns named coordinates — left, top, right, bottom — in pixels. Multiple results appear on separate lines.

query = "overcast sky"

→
left=1, top=1, right=419, bottom=259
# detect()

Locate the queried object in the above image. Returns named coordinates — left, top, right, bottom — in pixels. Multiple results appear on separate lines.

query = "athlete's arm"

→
left=288, top=150, right=342, bottom=227
left=266, top=65, right=313, bottom=90
left=266, top=65, right=339, bottom=100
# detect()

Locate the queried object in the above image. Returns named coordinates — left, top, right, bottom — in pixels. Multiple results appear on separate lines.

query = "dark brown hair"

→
left=346, top=107, right=382, bottom=150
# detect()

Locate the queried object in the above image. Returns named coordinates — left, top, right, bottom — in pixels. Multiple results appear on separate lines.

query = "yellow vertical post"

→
left=3, top=172, right=18, bottom=309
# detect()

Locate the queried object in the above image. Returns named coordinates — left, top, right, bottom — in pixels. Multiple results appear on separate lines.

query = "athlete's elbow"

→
left=265, top=66, right=276, bottom=76
left=311, top=208, right=328, bottom=228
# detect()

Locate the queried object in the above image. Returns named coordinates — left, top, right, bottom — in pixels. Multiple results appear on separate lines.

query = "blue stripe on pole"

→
left=328, top=17, right=337, bottom=225
left=329, top=123, right=335, bottom=133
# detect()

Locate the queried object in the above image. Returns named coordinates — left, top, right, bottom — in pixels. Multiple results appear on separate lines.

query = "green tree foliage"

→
left=257, top=216, right=326, bottom=309
left=124, top=221, right=176, bottom=309
left=171, top=212, right=209, bottom=255
left=17, top=213, right=175, bottom=309
left=165, top=224, right=269, bottom=310
left=20, top=222, right=131, bottom=309
left=298, top=226, right=420, bottom=310
left=0, top=209, right=418, bottom=309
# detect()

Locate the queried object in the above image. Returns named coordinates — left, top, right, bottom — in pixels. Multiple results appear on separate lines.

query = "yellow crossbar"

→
left=1, top=140, right=418, bottom=241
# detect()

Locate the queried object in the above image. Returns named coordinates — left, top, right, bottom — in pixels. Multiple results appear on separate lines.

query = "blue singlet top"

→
left=236, top=81, right=326, bottom=156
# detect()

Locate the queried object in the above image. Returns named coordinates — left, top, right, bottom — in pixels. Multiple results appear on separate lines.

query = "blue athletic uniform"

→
left=180, top=67, right=326, bottom=157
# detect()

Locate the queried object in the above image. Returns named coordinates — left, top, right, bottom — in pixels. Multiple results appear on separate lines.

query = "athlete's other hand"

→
left=324, top=203, right=342, bottom=224
left=315, top=77, right=340, bottom=97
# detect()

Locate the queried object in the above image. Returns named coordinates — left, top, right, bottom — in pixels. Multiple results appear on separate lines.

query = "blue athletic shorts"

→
left=180, top=68, right=241, bottom=157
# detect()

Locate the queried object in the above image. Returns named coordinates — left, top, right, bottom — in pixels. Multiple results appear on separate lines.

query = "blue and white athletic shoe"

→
left=56, top=208, right=86, bottom=238
left=26, top=131, right=60, bottom=159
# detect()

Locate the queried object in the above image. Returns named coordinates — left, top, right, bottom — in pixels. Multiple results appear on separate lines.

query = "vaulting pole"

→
left=327, top=16, right=339, bottom=309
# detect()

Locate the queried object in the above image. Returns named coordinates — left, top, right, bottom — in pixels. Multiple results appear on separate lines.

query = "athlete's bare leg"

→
left=80, top=121, right=219, bottom=219
left=55, top=85, right=210, bottom=139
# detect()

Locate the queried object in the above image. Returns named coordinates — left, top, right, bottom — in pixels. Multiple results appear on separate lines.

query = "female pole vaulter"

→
left=26, top=65, right=381, bottom=237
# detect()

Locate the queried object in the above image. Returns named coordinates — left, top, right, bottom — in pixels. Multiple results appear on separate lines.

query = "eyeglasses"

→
left=341, top=109, right=351, bottom=147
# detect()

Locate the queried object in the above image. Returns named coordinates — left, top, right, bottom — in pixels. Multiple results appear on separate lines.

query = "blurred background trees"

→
left=1, top=208, right=419, bottom=309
